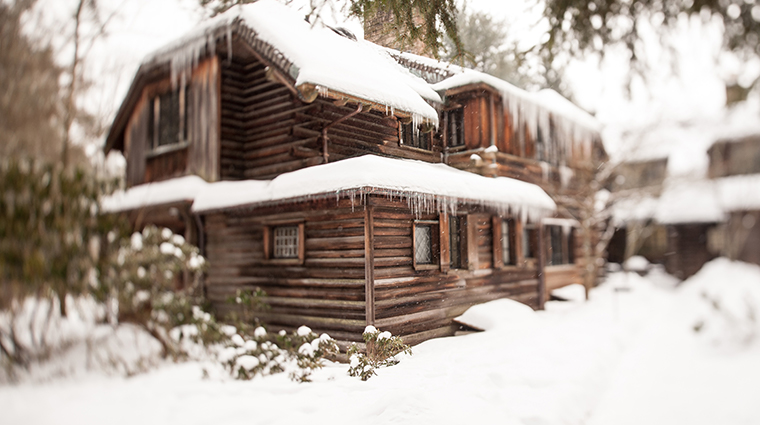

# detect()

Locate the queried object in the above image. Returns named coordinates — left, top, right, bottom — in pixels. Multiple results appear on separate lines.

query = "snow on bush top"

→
left=142, top=0, right=440, bottom=125
left=454, top=298, right=536, bottom=332
left=191, top=155, right=556, bottom=219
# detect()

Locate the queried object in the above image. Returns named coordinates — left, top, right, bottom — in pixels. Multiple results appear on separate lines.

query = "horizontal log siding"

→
left=218, top=55, right=442, bottom=181
left=204, top=198, right=368, bottom=342
left=367, top=197, right=540, bottom=345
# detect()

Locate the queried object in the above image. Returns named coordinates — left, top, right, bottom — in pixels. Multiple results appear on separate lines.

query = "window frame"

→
left=445, top=107, right=465, bottom=149
left=493, top=217, right=516, bottom=268
left=263, top=221, right=305, bottom=265
left=147, top=84, right=189, bottom=155
left=399, top=121, right=432, bottom=150
left=448, top=214, right=468, bottom=270
left=412, top=220, right=439, bottom=270
left=547, top=225, right=564, bottom=266
left=522, top=223, right=539, bottom=261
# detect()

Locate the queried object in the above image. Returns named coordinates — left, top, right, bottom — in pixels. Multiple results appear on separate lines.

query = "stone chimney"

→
left=363, top=9, right=428, bottom=56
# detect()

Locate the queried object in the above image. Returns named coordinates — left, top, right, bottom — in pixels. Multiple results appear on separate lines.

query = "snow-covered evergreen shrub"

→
left=347, top=326, right=411, bottom=381
left=97, top=226, right=213, bottom=359
left=220, top=325, right=338, bottom=382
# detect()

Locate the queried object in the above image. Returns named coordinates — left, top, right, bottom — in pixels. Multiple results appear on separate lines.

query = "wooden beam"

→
left=466, top=214, right=479, bottom=270
left=439, top=213, right=450, bottom=272
left=537, top=224, right=546, bottom=310
left=364, top=205, right=376, bottom=325
left=492, top=216, right=503, bottom=269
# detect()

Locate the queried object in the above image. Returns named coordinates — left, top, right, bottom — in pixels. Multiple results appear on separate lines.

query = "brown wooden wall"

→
left=202, top=195, right=543, bottom=346
left=366, top=196, right=540, bottom=345
left=708, top=137, right=760, bottom=178
left=218, top=53, right=442, bottom=181
left=204, top=198, right=368, bottom=342
left=123, top=57, right=221, bottom=187
left=665, top=223, right=718, bottom=279
left=726, top=210, right=760, bottom=266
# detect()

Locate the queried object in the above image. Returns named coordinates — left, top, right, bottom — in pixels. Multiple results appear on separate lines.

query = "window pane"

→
left=447, top=108, right=464, bottom=147
left=501, top=220, right=511, bottom=265
left=549, top=225, right=563, bottom=265
left=158, top=91, right=180, bottom=146
left=274, top=226, right=299, bottom=258
left=450, top=216, right=463, bottom=269
left=415, top=225, right=432, bottom=264
left=400, top=122, right=429, bottom=150
left=523, top=226, right=537, bottom=259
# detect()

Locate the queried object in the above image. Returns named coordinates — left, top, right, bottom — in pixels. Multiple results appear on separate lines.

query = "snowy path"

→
left=588, top=279, right=760, bottom=425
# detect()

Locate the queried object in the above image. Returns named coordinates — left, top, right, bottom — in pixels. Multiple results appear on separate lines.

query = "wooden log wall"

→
left=366, top=196, right=540, bottom=346
left=202, top=194, right=542, bottom=346
left=203, top=197, right=369, bottom=342
left=124, top=57, right=220, bottom=186
left=219, top=54, right=442, bottom=181
left=665, top=223, right=717, bottom=280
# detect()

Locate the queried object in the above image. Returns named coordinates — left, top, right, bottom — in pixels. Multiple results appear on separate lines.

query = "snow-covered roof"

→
left=610, top=195, right=660, bottom=224
left=141, top=0, right=440, bottom=125
left=102, top=175, right=208, bottom=213
left=714, top=174, right=760, bottom=212
left=191, top=155, right=556, bottom=219
left=613, top=172, right=760, bottom=225
left=432, top=69, right=601, bottom=132
left=654, top=180, right=725, bottom=224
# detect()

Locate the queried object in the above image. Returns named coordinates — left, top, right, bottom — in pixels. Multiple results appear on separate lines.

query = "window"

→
left=449, top=215, right=467, bottom=269
left=523, top=224, right=538, bottom=260
left=413, top=220, right=439, bottom=269
left=446, top=108, right=464, bottom=148
left=273, top=226, right=299, bottom=259
left=414, top=225, right=433, bottom=264
left=567, top=228, right=575, bottom=264
left=399, top=122, right=431, bottom=150
left=548, top=225, right=563, bottom=266
left=501, top=219, right=514, bottom=265
left=493, top=217, right=515, bottom=268
left=148, top=85, right=188, bottom=149
left=264, top=222, right=305, bottom=264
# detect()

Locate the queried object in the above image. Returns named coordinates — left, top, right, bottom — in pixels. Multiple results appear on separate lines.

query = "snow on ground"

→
left=2, top=259, right=760, bottom=425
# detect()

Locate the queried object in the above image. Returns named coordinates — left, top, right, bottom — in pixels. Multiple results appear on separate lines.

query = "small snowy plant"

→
left=347, top=326, right=411, bottom=381
left=226, top=287, right=268, bottom=332
left=221, top=325, right=338, bottom=382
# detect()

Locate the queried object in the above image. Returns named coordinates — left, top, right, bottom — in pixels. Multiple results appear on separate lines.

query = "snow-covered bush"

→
left=683, top=259, right=760, bottom=348
left=97, top=226, right=215, bottom=359
left=220, top=325, right=338, bottom=382
left=347, top=326, right=411, bottom=381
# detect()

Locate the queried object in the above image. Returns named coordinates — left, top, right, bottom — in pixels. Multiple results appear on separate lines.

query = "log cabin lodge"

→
left=103, top=0, right=606, bottom=346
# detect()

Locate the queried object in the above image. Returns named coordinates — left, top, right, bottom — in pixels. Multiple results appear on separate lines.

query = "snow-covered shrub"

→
left=97, top=226, right=214, bottom=359
left=221, top=325, right=338, bottom=382
left=684, top=259, right=760, bottom=348
left=347, top=326, right=411, bottom=381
